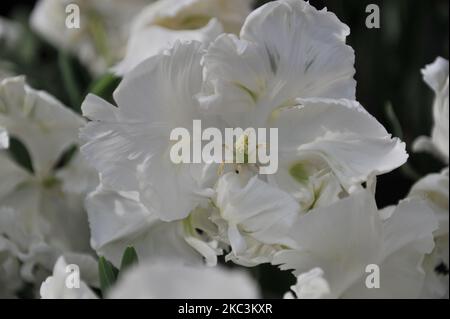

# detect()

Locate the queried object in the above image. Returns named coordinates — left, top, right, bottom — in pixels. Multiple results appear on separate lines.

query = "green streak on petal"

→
left=289, top=162, right=310, bottom=184
left=41, top=176, right=61, bottom=189
left=155, top=15, right=211, bottom=31
left=86, top=10, right=112, bottom=65
left=234, top=82, right=258, bottom=103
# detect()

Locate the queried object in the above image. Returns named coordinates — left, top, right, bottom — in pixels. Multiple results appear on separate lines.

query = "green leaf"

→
left=385, top=102, right=421, bottom=181
left=8, top=137, right=33, bottom=174
left=98, top=256, right=119, bottom=295
left=120, top=246, right=139, bottom=273
left=384, top=102, right=404, bottom=140
left=53, top=144, right=78, bottom=171
left=58, top=50, right=82, bottom=110
left=88, top=73, right=121, bottom=103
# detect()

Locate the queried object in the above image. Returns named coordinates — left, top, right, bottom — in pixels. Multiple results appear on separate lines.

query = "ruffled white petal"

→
left=199, top=0, right=356, bottom=128
left=272, top=98, right=408, bottom=191
left=213, top=169, right=299, bottom=265
left=81, top=41, right=213, bottom=221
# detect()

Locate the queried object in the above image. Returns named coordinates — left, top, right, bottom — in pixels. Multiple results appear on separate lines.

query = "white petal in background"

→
left=409, top=169, right=449, bottom=298
left=0, top=162, right=95, bottom=285
left=108, top=261, right=260, bottom=299
left=40, top=256, right=260, bottom=299
left=0, top=127, right=8, bottom=149
left=40, top=256, right=98, bottom=299
left=0, top=76, right=97, bottom=293
left=0, top=76, right=85, bottom=177
left=414, top=57, right=449, bottom=163
left=0, top=246, right=22, bottom=298
left=0, top=17, right=22, bottom=49
left=30, top=0, right=154, bottom=74
left=114, top=0, right=253, bottom=75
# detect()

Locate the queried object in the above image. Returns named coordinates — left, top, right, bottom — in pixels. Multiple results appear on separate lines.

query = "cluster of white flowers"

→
left=0, top=77, right=99, bottom=297
left=0, top=0, right=448, bottom=299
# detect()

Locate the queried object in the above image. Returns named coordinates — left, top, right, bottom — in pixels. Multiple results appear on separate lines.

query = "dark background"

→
left=1, top=0, right=449, bottom=298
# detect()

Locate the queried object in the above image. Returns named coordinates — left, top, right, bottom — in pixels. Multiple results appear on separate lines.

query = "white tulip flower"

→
left=199, top=0, right=407, bottom=209
left=81, top=0, right=408, bottom=270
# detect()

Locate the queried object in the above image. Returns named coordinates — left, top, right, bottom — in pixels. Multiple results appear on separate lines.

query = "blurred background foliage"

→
left=1, top=0, right=448, bottom=298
